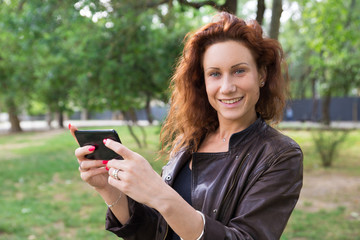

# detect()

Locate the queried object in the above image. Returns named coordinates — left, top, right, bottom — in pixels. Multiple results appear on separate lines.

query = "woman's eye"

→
left=210, top=72, right=220, bottom=77
left=234, top=69, right=245, bottom=75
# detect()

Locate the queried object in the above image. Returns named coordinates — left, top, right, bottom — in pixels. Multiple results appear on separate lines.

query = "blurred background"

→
left=0, top=0, right=359, bottom=239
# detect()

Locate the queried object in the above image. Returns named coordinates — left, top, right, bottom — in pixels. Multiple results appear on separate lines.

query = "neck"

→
left=217, top=113, right=257, bottom=141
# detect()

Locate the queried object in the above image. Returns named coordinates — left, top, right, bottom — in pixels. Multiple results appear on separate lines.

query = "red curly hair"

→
left=160, top=12, right=289, bottom=157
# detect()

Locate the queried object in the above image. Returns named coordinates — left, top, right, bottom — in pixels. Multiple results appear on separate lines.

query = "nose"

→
left=220, top=75, right=236, bottom=94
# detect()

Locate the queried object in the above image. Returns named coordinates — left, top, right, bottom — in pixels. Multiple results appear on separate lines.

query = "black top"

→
left=167, top=161, right=192, bottom=240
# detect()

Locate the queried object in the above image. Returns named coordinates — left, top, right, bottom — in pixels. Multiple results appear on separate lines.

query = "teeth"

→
left=221, top=97, right=242, bottom=104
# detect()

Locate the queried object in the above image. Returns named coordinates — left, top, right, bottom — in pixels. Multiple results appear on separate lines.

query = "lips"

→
left=220, top=97, right=243, bottom=104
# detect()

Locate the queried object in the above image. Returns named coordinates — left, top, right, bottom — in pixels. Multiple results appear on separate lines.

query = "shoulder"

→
left=262, top=125, right=301, bottom=150
left=252, top=123, right=303, bottom=165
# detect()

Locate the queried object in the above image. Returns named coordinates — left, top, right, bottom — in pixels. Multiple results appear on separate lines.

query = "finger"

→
left=75, top=145, right=96, bottom=160
left=103, top=139, right=135, bottom=160
left=109, top=167, right=122, bottom=181
left=79, top=160, right=108, bottom=171
left=80, top=167, right=108, bottom=181
left=108, top=172, right=126, bottom=192
left=68, top=123, right=79, bottom=145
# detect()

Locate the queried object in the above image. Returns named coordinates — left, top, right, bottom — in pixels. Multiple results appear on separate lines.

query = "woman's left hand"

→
left=104, top=139, right=168, bottom=209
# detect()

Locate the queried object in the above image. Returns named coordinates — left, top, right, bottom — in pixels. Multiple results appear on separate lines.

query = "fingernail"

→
left=103, top=139, right=108, bottom=145
left=88, top=146, right=95, bottom=152
left=106, top=166, right=109, bottom=171
left=68, top=123, right=71, bottom=130
left=102, top=160, right=108, bottom=164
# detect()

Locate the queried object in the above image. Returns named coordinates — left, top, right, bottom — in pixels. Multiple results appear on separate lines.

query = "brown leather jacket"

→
left=105, top=118, right=303, bottom=240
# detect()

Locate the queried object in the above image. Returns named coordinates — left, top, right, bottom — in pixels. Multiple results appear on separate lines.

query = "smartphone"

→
left=74, top=129, right=123, bottom=160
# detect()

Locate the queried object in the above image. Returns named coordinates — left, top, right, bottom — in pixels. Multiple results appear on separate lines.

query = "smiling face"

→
left=203, top=40, right=264, bottom=129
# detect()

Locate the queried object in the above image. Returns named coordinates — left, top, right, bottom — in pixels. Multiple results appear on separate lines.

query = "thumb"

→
left=68, top=123, right=79, bottom=145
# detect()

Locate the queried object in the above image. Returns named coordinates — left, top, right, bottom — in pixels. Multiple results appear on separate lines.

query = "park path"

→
left=0, top=120, right=153, bottom=134
left=297, top=171, right=360, bottom=217
left=1, top=120, right=360, bottom=135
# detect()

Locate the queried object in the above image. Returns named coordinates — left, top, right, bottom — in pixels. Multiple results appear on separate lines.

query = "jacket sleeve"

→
left=105, top=197, right=160, bottom=240
left=202, top=147, right=303, bottom=240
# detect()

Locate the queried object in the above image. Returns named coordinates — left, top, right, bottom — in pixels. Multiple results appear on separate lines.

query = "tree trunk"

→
left=311, top=76, right=318, bottom=121
left=46, top=111, right=53, bottom=129
left=57, top=110, right=64, bottom=128
left=177, top=0, right=237, bottom=15
left=223, top=0, right=237, bottom=14
left=123, top=109, right=143, bottom=148
left=269, top=0, right=283, bottom=39
left=345, top=0, right=356, bottom=27
left=128, top=108, right=147, bottom=148
left=81, top=109, right=89, bottom=120
left=126, top=123, right=142, bottom=148
left=352, top=98, right=358, bottom=122
left=311, top=99, right=319, bottom=122
left=322, top=91, right=332, bottom=126
left=8, top=103, right=22, bottom=132
left=145, top=94, right=154, bottom=125
left=256, top=0, right=266, bottom=25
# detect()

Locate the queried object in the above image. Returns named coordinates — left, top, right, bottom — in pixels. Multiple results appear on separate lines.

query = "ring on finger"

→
left=112, top=168, right=120, bottom=180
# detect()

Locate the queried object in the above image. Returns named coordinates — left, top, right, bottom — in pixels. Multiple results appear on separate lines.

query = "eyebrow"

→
left=231, top=62, right=249, bottom=68
left=205, top=62, right=249, bottom=71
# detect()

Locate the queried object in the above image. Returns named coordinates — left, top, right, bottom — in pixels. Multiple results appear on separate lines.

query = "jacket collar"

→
left=164, top=117, right=266, bottom=183
left=228, top=116, right=265, bottom=150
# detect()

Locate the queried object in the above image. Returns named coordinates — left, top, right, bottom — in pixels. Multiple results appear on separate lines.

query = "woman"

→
left=70, top=12, right=303, bottom=240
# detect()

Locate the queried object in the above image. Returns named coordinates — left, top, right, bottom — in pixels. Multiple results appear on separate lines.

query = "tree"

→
left=281, top=0, right=360, bottom=124
left=300, top=0, right=359, bottom=124
left=256, top=0, right=266, bottom=25
left=0, top=0, right=86, bottom=130
left=172, top=0, right=283, bottom=39
left=312, top=129, right=349, bottom=168
left=0, top=0, right=289, bottom=134
left=68, top=0, right=196, bottom=146
left=269, top=0, right=282, bottom=39
left=177, top=0, right=238, bottom=14
left=31, top=1, right=88, bottom=128
left=0, top=0, right=39, bottom=132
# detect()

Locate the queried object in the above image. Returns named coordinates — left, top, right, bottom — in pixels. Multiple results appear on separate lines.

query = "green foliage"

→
left=281, top=0, right=360, bottom=99
left=311, top=129, right=349, bottom=167
left=2, top=0, right=358, bottom=127
left=26, top=100, right=47, bottom=116
left=0, top=0, right=211, bottom=130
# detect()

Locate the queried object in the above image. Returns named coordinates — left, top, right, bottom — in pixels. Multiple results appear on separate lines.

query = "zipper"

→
left=217, top=153, right=250, bottom=221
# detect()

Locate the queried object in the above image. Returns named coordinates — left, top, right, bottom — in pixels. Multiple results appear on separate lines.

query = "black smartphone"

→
left=74, top=129, right=123, bottom=160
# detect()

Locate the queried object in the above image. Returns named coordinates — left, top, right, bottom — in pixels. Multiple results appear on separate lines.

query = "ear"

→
left=258, top=67, right=267, bottom=87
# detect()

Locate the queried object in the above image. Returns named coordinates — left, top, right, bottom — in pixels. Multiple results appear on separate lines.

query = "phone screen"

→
left=74, top=129, right=123, bottom=160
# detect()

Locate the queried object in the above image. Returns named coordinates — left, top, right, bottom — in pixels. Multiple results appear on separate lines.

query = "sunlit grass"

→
left=282, top=129, right=360, bottom=175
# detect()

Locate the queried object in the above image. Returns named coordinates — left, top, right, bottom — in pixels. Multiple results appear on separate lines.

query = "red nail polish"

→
left=68, top=123, right=71, bottom=130
left=103, top=139, right=107, bottom=145
left=102, top=160, right=108, bottom=164
left=106, top=166, right=109, bottom=171
left=88, top=146, right=95, bottom=152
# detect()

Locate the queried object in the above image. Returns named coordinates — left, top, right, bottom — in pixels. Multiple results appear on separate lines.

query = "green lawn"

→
left=0, top=126, right=359, bottom=239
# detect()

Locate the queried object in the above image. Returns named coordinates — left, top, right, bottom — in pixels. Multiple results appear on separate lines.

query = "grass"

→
left=280, top=128, right=360, bottom=240
left=282, top=207, right=360, bottom=240
left=282, top=129, right=360, bottom=175
left=0, top=126, right=359, bottom=239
